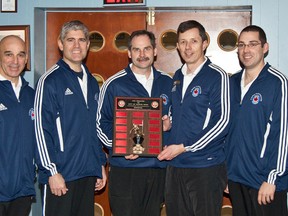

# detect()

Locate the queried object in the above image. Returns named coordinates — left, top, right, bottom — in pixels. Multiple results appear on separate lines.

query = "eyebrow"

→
left=4, top=50, right=26, bottom=55
left=238, top=40, right=259, bottom=43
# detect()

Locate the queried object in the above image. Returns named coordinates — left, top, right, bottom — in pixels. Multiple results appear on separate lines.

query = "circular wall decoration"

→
left=89, top=31, right=105, bottom=52
left=217, top=29, right=238, bottom=51
left=94, top=202, right=104, bottom=216
left=114, top=31, right=130, bottom=52
left=92, top=73, right=105, bottom=88
left=160, top=30, right=177, bottom=51
left=221, top=205, right=232, bottom=216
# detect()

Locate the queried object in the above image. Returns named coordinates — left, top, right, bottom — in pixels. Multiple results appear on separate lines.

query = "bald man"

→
left=0, top=35, right=36, bottom=216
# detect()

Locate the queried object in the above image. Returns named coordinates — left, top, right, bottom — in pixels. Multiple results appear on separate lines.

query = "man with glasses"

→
left=225, top=25, right=288, bottom=216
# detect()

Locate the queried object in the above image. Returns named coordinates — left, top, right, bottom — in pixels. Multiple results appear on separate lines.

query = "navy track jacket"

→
left=34, top=59, right=106, bottom=184
left=168, top=58, right=230, bottom=168
left=226, top=63, right=288, bottom=191
left=96, top=64, right=173, bottom=168
left=0, top=77, right=36, bottom=201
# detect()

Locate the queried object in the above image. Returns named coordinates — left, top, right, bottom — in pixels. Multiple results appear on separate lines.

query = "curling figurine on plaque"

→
left=130, top=124, right=145, bottom=154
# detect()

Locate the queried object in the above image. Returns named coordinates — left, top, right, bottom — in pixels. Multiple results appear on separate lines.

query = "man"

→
left=96, top=30, right=172, bottom=216
left=34, top=20, right=106, bottom=216
left=0, top=35, right=36, bottom=216
left=225, top=25, right=288, bottom=216
left=158, top=20, right=230, bottom=216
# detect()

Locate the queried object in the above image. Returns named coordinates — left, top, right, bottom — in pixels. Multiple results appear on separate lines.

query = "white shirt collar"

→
left=181, top=57, right=207, bottom=76
left=0, top=74, right=22, bottom=99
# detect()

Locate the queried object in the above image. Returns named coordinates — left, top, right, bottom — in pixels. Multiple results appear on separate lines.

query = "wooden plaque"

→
left=113, top=97, right=162, bottom=156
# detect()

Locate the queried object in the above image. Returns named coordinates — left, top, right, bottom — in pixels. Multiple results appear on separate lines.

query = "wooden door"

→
left=147, top=11, right=251, bottom=75
left=46, top=12, right=146, bottom=216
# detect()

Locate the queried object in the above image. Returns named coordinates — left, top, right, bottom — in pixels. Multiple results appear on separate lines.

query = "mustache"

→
left=137, top=57, right=150, bottom=61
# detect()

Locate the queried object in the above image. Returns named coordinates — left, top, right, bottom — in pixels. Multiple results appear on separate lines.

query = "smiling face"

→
left=0, top=36, right=28, bottom=83
left=177, top=28, right=208, bottom=72
left=237, top=31, right=268, bottom=71
left=58, top=29, right=90, bottom=71
left=128, top=34, right=157, bottom=75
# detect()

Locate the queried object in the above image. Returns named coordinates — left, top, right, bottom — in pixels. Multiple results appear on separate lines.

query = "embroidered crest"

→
left=94, top=93, right=99, bottom=101
left=160, top=94, right=169, bottom=106
left=29, top=108, right=35, bottom=120
left=191, top=86, right=202, bottom=97
left=250, top=93, right=262, bottom=105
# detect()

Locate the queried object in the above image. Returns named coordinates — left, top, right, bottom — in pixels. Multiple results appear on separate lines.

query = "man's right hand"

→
left=48, top=173, right=68, bottom=196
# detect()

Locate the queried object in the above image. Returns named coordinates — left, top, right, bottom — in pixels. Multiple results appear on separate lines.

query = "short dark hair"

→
left=128, top=30, right=156, bottom=50
left=59, top=20, right=90, bottom=42
left=239, top=25, right=267, bottom=45
left=177, top=20, right=208, bottom=42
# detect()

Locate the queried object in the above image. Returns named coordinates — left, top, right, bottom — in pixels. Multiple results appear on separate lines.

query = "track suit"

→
left=35, top=59, right=106, bottom=216
left=226, top=63, right=288, bottom=191
left=0, top=77, right=36, bottom=202
left=96, top=64, right=173, bottom=216
left=165, top=58, right=230, bottom=216
left=168, top=58, right=230, bottom=168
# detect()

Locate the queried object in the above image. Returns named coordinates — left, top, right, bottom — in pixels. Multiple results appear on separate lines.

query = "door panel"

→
left=147, top=11, right=251, bottom=75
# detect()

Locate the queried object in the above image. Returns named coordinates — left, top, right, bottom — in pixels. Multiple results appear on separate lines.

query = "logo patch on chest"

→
left=29, top=108, right=35, bottom=120
left=191, top=86, right=202, bottom=97
left=160, top=94, right=169, bottom=106
left=0, top=103, right=7, bottom=111
left=64, top=88, right=74, bottom=95
left=250, top=93, right=262, bottom=105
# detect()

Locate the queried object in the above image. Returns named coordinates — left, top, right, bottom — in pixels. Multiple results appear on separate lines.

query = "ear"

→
left=202, top=40, right=208, bottom=51
left=86, top=40, right=90, bottom=50
left=57, top=38, right=64, bottom=51
left=263, top=42, right=269, bottom=55
left=154, top=47, right=157, bottom=56
left=24, top=55, right=28, bottom=65
left=128, top=50, right=132, bottom=59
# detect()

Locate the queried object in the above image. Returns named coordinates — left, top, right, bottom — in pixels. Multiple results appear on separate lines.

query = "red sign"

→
left=104, top=0, right=145, bottom=5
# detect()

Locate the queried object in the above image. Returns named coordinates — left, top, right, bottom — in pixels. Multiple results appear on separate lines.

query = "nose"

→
left=185, top=41, right=193, bottom=49
left=74, top=40, right=80, bottom=47
left=139, top=49, right=145, bottom=57
left=12, top=56, right=19, bottom=64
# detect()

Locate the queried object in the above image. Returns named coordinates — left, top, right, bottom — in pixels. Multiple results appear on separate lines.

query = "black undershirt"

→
left=74, top=71, right=83, bottom=80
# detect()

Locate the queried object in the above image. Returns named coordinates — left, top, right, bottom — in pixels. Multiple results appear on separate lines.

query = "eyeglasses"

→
left=237, top=42, right=262, bottom=49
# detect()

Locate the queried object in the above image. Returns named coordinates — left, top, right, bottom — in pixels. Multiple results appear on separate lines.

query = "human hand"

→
left=95, top=166, right=107, bottom=191
left=224, top=185, right=229, bottom=194
left=258, top=182, right=276, bottom=205
left=125, top=154, right=139, bottom=160
left=157, top=144, right=185, bottom=161
left=48, top=173, right=68, bottom=196
left=162, top=115, right=172, bottom=131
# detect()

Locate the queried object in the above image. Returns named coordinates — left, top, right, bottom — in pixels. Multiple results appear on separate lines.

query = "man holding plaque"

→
left=158, top=20, right=230, bottom=216
left=96, top=30, right=173, bottom=216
